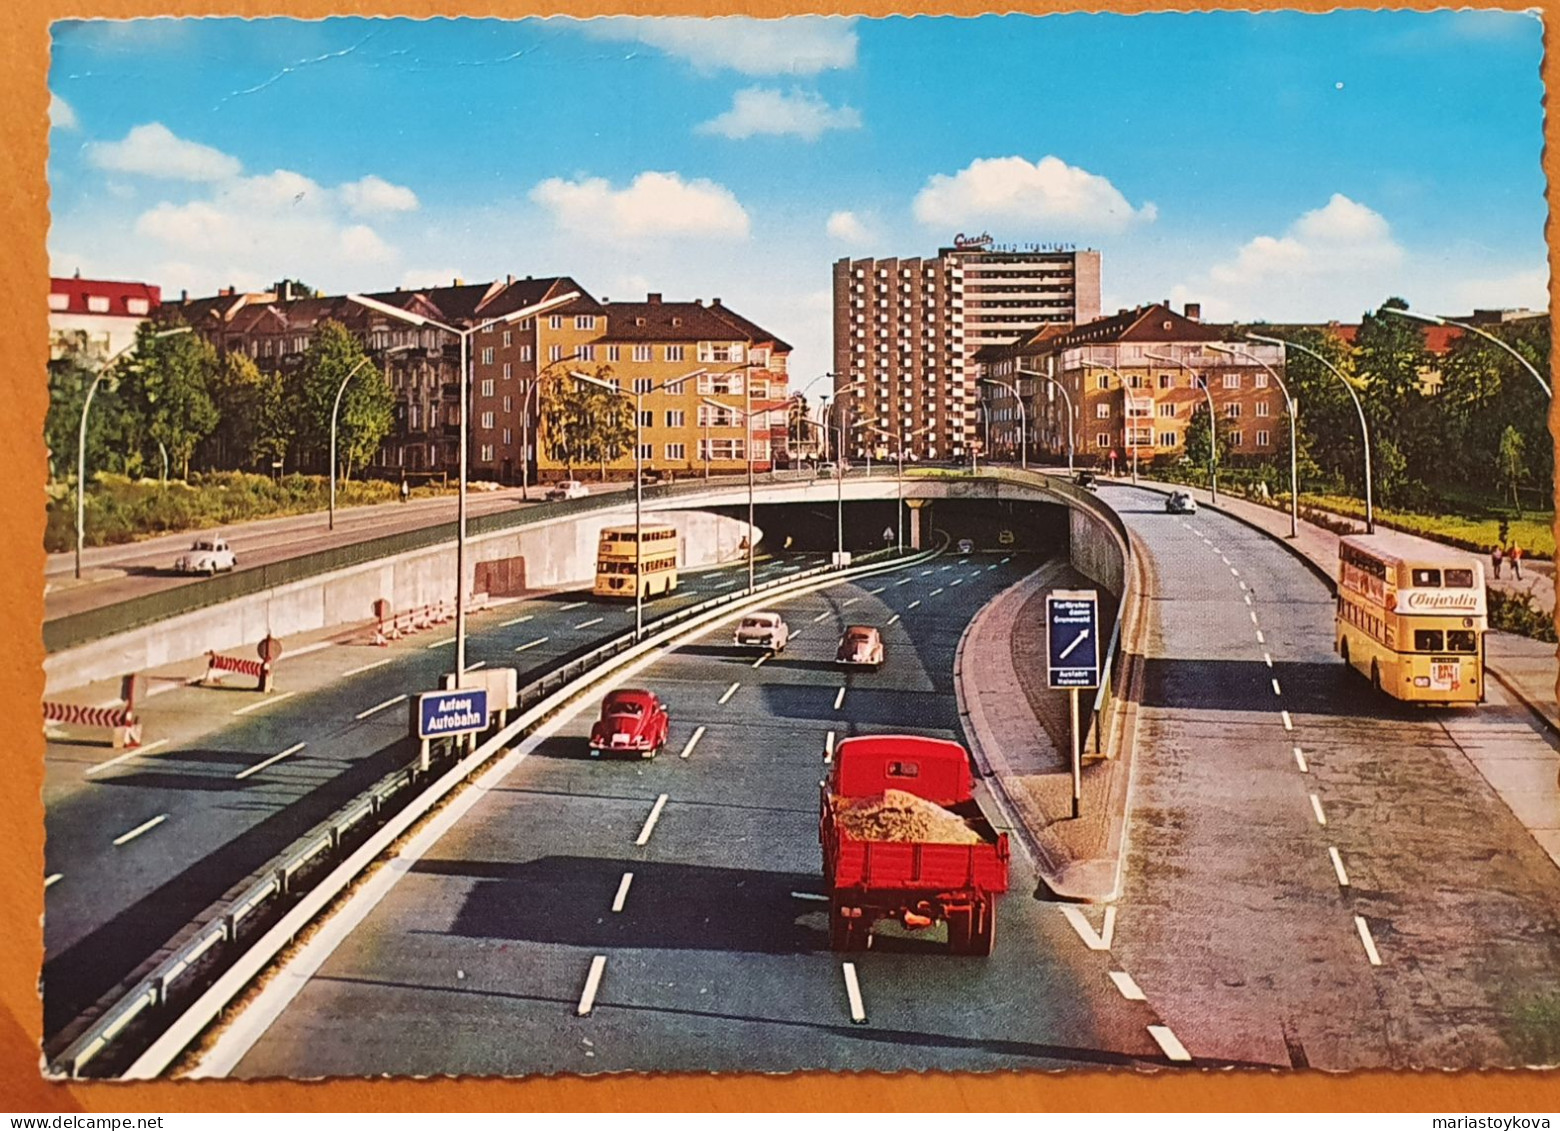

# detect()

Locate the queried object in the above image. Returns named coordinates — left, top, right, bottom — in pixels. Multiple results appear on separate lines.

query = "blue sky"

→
left=48, top=12, right=1546, bottom=382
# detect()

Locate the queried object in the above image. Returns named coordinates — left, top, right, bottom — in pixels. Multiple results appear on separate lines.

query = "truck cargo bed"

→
left=822, top=795, right=1010, bottom=894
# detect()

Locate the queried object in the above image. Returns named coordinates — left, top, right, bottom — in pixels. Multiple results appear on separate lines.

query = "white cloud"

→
left=1447, top=265, right=1550, bottom=312
left=49, top=93, right=78, bottom=131
left=86, top=122, right=242, bottom=182
left=577, top=16, right=857, bottom=76
left=913, top=155, right=1157, bottom=233
left=400, top=266, right=468, bottom=290
left=530, top=171, right=750, bottom=242
left=340, top=174, right=420, bottom=215
left=697, top=87, right=861, bottom=141
left=826, top=210, right=875, bottom=245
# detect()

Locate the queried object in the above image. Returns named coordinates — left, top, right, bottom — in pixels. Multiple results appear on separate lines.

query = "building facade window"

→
left=480, top=411, right=495, bottom=429
left=1159, top=431, right=1177, bottom=447
left=633, top=345, right=652, bottom=363
left=549, top=315, right=563, bottom=330
left=518, top=345, right=533, bottom=362
left=502, top=330, right=512, bottom=347
left=1096, top=432, right=1111, bottom=448
left=639, top=443, right=653, bottom=460
left=1223, top=373, right=1240, bottom=389
left=607, top=346, right=621, bottom=362
left=481, top=347, right=495, bottom=365
left=549, top=345, right=563, bottom=362
left=1158, top=403, right=1176, bottom=417
left=634, top=377, right=653, bottom=394
left=502, top=362, right=512, bottom=380
left=502, top=428, right=513, bottom=445
left=666, top=442, right=686, bottom=461
left=699, top=438, right=746, bottom=460
left=1255, top=372, right=1269, bottom=388
left=1228, top=431, right=1243, bottom=447
left=1225, top=403, right=1242, bottom=418
left=575, top=315, right=594, bottom=331
left=666, top=410, right=686, bottom=427
left=1096, top=403, right=1111, bottom=419
left=480, top=379, right=494, bottom=397
left=665, top=345, right=685, bottom=362
left=502, top=396, right=513, bottom=412
left=1256, top=430, right=1270, bottom=447
left=1159, top=374, right=1173, bottom=389
left=638, top=410, right=652, bottom=427
left=1256, top=401, right=1270, bottom=417
left=1097, top=375, right=1109, bottom=390
left=577, top=345, right=594, bottom=362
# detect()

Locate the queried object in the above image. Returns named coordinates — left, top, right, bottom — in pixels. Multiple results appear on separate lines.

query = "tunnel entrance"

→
left=705, top=498, right=1069, bottom=556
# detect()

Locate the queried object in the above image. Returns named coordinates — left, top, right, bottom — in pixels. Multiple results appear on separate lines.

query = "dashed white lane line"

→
left=1328, top=846, right=1351, bottom=887
left=501, top=614, right=535, bottom=627
left=1355, top=915, right=1383, bottom=966
left=426, top=637, right=456, bottom=649
left=907, top=600, right=921, bottom=609
left=1310, top=794, right=1328, bottom=826
left=1294, top=746, right=1310, bottom=773
left=112, top=813, right=168, bottom=846
left=930, top=587, right=945, bottom=597
left=85, top=738, right=169, bottom=778
left=1239, top=580, right=1248, bottom=591
left=1249, top=611, right=1259, bottom=625
left=813, top=610, right=832, bottom=622
left=356, top=693, right=408, bottom=720
left=1001, top=556, right=1011, bottom=564
left=342, top=658, right=393, bottom=677
left=715, top=580, right=737, bottom=589
left=1245, top=594, right=1253, bottom=606
left=1148, top=1025, right=1193, bottom=1063
left=232, top=691, right=296, bottom=716
left=950, top=578, right=964, bottom=587
left=235, top=741, right=307, bottom=780
left=894, top=578, right=913, bottom=586
left=752, top=653, right=769, bottom=668
left=919, top=569, right=935, bottom=576
left=45, top=873, right=63, bottom=888
left=833, top=687, right=847, bottom=711
left=560, top=601, right=588, bottom=611
left=717, top=682, right=741, bottom=705
left=515, top=637, right=549, bottom=652
left=792, top=891, right=829, bottom=902
left=1281, top=710, right=1293, bottom=731
left=611, top=872, right=634, bottom=913
left=842, top=963, right=867, bottom=1024
left=286, top=640, right=335, bottom=660
left=634, top=795, right=669, bottom=846
left=1108, top=971, right=1147, bottom=1001
left=868, top=587, right=886, bottom=595
left=465, top=661, right=486, bottom=672
left=1271, top=678, right=1282, bottom=696
left=1263, top=653, right=1273, bottom=667
left=987, top=564, right=998, bottom=571
left=1060, top=905, right=1115, bottom=950
left=824, top=730, right=836, bottom=763
left=842, top=597, right=860, bottom=607
left=575, top=617, right=604, bottom=630
left=679, top=726, right=706, bottom=760
left=887, top=614, right=900, bottom=625
left=577, top=955, right=607, bottom=1016
left=939, top=565, right=954, bottom=572
left=1230, top=567, right=1240, bottom=577
left=1256, top=630, right=1266, bottom=644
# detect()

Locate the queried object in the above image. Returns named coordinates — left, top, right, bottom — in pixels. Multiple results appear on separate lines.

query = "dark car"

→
left=588, top=688, right=670, bottom=758
left=835, top=625, right=885, bottom=669
left=637, top=467, right=666, bottom=485
left=1073, top=470, right=1099, bottom=491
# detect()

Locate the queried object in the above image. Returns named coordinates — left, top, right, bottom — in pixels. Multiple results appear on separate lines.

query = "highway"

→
left=1102, top=483, right=1560, bottom=1069
left=200, top=551, right=1191, bottom=1076
left=41, top=552, right=812, bottom=1039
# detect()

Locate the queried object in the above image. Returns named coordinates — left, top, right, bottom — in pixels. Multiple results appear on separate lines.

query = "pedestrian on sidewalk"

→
left=400, top=478, right=411, bottom=504
left=1491, top=544, right=1504, bottom=579
left=1510, top=542, right=1524, bottom=580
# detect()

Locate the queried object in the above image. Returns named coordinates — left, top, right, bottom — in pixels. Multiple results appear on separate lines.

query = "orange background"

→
left=3, top=0, right=1558, bottom=1112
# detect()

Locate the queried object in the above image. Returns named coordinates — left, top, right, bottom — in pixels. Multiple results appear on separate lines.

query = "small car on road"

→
left=546, top=480, right=589, bottom=502
left=1073, top=470, right=1098, bottom=491
left=818, top=462, right=838, bottom=479
left=734, top=611, right=790, bottom=652
left=588, top=688, right=669, bottom=759
left=957, top=538, right=975, bottom=555
left=1165, top=490, right=1198, bottom=515
left=836, top=625, right=885, bottom=669
left=174, top=536, right=237, bottom=576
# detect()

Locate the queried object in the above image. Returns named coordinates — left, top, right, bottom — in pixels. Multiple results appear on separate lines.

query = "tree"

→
left=335, top=358, right=396, bottom=482
left=45, top=352, right=135, bottom=483
left=1184, top=403, right=1235, bottom=475
left=295, top=320, right=387, bottom=475
left=1497, top=425, right=1528, bottom=516
left=1354, top=299, right=1435, bottom=486
left=121, top=322, right=220, bottom=480
left=201, top=351, right=270, bottom=471
left=1374, top=435, right=1409, bottom=507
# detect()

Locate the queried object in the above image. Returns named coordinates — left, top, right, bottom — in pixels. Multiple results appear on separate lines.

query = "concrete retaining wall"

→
left=1068, top=506, right=1126, bottom=595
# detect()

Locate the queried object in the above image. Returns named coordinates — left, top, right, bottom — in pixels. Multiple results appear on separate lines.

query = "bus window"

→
left=1447, top=630, right=1478, bottom=653
left=1411, top=568, right=1442, bottom=587
left=1444, top=568, right=1474, bottom=588
left=1413, top=629, right=1444, bottom=652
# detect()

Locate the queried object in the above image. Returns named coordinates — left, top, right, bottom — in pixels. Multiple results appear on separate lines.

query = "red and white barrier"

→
left=43, top=700, right=141, bottom=749
left=371, top=598, right=485, bottom=646
left=205, top=651, right=272, bottom=691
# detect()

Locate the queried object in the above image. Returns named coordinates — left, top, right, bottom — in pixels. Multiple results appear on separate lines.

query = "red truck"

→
left=819, top=735, right=1010, bottom=955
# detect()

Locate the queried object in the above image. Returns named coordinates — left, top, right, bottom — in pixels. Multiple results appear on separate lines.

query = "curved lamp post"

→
left=1382, top=307, right=1551, bottom=399
left=1080, top=359, right=1144, bottom=484
left=1248, top=332, right=1374, bottom=534
left=1208, top=342, right=1299, bottom=538
left=76, top=327, right=190, bottom=579
left=1015, top=367, right=1076, bottom=473
left=331, top=344, right=413, bottom=531
left=1142, top=350, right=1218, bottom=503
left=979, top=376, right=1027, bottom=470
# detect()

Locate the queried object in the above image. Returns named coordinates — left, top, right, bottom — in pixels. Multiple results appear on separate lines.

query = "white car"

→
left=546, top=480, right=589, bottom=501
left=1165, top=490, right=1198, bottom=515
left=734, top=611, right=790, bottom=652
left=174, top=536, right=237, bottom=575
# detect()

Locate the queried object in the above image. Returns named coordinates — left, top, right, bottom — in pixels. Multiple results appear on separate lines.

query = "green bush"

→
left=1488, top=589, right=1558, bottom=643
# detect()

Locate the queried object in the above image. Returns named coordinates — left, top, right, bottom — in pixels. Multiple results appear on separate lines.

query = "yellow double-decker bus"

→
left=1335, top=533, right=1486, bottom=705
left=594, top=524, right=680, bottom=600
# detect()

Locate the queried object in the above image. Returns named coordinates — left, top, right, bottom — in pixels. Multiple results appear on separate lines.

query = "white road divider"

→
left=635, top=795, right=669, bottom=846
left=577, top=956, right=608, bottom=1016
left=679, top=726, right=706, bottom=760
left=842, top=963, right=867, bottom=1024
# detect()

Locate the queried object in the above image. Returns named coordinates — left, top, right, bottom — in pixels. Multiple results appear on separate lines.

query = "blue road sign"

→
left=1046, top=589, right=1100, bottom=689
left=416, top=688, right=489, bottom=740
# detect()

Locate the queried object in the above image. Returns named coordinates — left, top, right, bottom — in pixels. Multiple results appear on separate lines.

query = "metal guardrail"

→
left=46, top=541, right=924, bottom=1079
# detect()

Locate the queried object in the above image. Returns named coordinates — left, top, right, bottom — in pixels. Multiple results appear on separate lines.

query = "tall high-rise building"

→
left=831, top=240, right=1101, bottom=460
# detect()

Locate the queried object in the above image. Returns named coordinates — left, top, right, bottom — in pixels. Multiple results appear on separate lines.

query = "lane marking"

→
left=791, top=891, right=829, bottom=902
left=1281, top=710, right=1293, bottom=731
left=560, top=601, right=587, bottom=611
left=679, top=726, right=706, bottom=760
left=887, top=614, right=900, bottom=625
left=895, top=578, right=913, bottom=586
left=790, top=630, right=803, bottom=640
left=1148, top=1025, right=1192, bottom=1063
left=465, top=661, right=486, bottom=672
left=1263, top=652, right=1273, bottom=667
left=1249, top=611, right=1259, bottom=625
left=635, top=794, right=669, bottom=846
left=287, top=640, right=334, bottom=659
left=1255, top=630, right=1266, bottom=644
left=1230, top=567, right=1240, bottom=577
left=824, top=730, right=836, bottom=763
left=1271, top=678, right=1282, bottom=696
left=833, top=687, right=846, bottom=711
left=715, top=580, right=737, bottom=589
left=1294, top=746, right=1309, bottom=773
left=342, top=658, right=393, bottom=677
left=233, top=691, right=296, bottom=716
left=1001, top=557, right=1011, bottom=564
left=868, top=587, right=886, bottom=595
left=842, top=598, right=860, bottom=607
left=45, top=873, right=62, bottom=888
left=426, top=637, right=456, bottom=649
left=575, top=617, right=604, bottom=630
left=1245, top=595, right=1253, bottom=606
left=987, top=564, right=997, bottom=571
left=812, top=611, right=832, bottom=623
left=85, top=738, right=169, bottom=778
left=356, top=693, right=408, bottom=720
left=235, top=741, right=307, bottom=780
left=611, top=873, right=634, bottom=913
left=515, top=637, right=549, bottom=652
left=113, top=813, right=168, bottom=847
left=951, top=578, right=964, bottom=587
left=718, top=682, right=741, bottom=705
left=1060, top=905, right=1113, bottom=951
left=919, top=569, right=935, bottom=576
left=842, top=963, right=867, bottom=1024
left=752, top=653, right=769, bottom=668
left=939, top=565, right=953, bottom=572
left=908, top=600, right=921, bottom=610
left=930, top=587, right=945, bottom=596
left=501, top=614, right=535, bottom=627
left=1239, top=580, right=1248, bottom=591
left=1310, top=794, right=1327, bottom=826
left=577, top=955, right=607, bottom=1016
left=1355, top=915, right=1383, bottom=966
left=1109, top=971, right=1146, bottom=1001
left=1328, top=846, right=1351, bottom=887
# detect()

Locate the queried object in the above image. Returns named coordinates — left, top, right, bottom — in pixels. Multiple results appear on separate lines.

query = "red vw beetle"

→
left=588, top=688, right=670, bottom=759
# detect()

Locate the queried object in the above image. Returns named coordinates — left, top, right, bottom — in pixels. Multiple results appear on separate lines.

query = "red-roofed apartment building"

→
left=49, top=274, right=161, bottom=362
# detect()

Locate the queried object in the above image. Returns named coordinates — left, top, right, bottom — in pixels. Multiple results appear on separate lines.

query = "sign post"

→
left=411, top=688, right=489, bottom=772
left=1046, top=589, right=1100, bottom=819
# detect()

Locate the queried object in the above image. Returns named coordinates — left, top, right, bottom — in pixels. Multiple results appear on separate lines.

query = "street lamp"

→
left=75, top=327, right=190, bottom=579
left=330, top=345, right=412, bottom=531
left=863, top=421, right=934, bottom=553
left=699, top=361, right=763, bottom=595
left=979, top=376, right=1027, bottom=470
left=1080, top=360, right=1144, bottom=484
left=1143, top=350, right=1217, bottom=503
left=1382, top=307, right=1551, bottom=398
left=1015, top=367, right=1076, bottom=473
left=1208, top=342, right=1299, bottom=539
left=1248, top=332, right=1375, bottom=534
left=349, top=289, right=581, bottom=677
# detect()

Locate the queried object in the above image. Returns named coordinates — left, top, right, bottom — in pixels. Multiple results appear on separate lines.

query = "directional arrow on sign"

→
left=1058, top=628, right=1091, bottom=660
